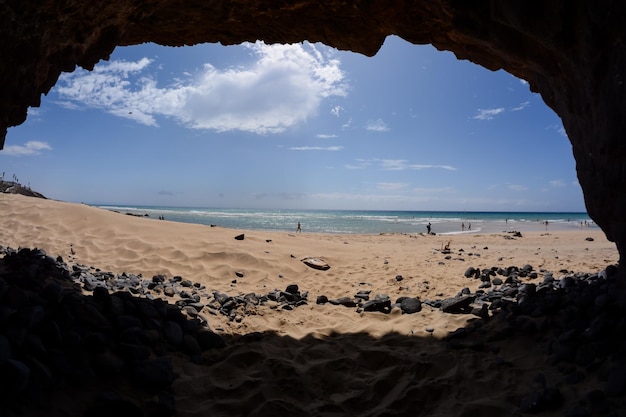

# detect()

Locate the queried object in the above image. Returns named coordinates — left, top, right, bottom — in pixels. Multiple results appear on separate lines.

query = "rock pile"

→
left=443, top=263, right=626, bottom=415
left=317, top=291, right=423, bottom=314
left=0, top=246, right=226, bottom=416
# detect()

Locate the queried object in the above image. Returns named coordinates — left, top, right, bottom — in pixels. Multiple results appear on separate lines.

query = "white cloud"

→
left=27, top=108, right=41, bottom=117
left=345, top=158, right=371, bottom=170
left=1, top=141, right=52, bottom=156
left=331, top=105, right=344, bottom=117
left=380, top=159, right=407, bottom=170
left=408, top=164, right=457, bottom=171
left=366, top=118, right=390, bottom=132
left=353, top=159, right=457, bottom=171
left=473, top=108, right=505, bottom=120
left=376, top=182, right=409, bottom=191
left=510, top=101, right=530, bottom=111
left=316, top=134, right=338, bottom=139
left=508, top=184, right=528, bottom=191
left=290, top=146, right=343, bottom=151
left=55, top=42, right=347, bottom=134
left=549, top=179, right=566, bottom=187
left=547, top=124, right=568, bottom=137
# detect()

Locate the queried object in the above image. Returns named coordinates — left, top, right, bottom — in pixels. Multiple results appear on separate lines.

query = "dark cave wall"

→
left=1, top=0, right=625, bottom=267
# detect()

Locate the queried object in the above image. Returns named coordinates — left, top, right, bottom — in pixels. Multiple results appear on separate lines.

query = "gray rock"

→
left=399, top=297, right=422, bottom=314
left=441, top=295, right=475, bottom=313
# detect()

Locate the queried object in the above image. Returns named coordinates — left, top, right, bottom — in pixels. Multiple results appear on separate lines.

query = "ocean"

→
left=94, top=205, right=594, bottom=235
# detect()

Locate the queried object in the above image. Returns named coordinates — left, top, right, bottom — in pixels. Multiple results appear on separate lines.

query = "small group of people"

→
left=461, top=222, right=471, bottom=231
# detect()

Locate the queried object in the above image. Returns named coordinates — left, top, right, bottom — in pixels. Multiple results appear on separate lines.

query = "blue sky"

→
left=1, top=36, right=584, bottom=212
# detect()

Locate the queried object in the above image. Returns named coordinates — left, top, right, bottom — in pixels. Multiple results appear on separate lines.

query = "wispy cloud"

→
left=365, top=118, right=390, bottom=132
left=380, top=159, right=407, bottom=170
left=1, top=141, right=52, bottom=156
left=376, top=182, right=409, bottom=191
left=290, top=146, right=343, bottom=151
left=547, top=124, right=568, bottom=137
left=508, top=184, right=528, bottom=191
left=549, top=179, right=566, bottom=187
left=473, top=108, right=505, bottom=120
left=345, top=158, right=372, bottom=170
left=408, top=164, right=457, bottom=171
left=348, top=158, right=457, bottom=171
left=55, top=42, right=347, bottom=135
left=316, top=133, right=338, bottom=139
left=510, top=101, right=530, bottom=111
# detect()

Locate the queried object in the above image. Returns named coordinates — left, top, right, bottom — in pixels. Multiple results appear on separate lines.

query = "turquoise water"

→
left=95, top=205, right=594, bottom=235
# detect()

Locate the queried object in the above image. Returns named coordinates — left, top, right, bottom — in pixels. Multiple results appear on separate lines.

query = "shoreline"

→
left=93, top=203, right=594, bottom=236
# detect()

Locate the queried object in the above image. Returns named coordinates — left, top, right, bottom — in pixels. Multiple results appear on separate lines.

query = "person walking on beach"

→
left=296, top=222, right=302, bottom=233
left=426, top=222, right=432, bottom=234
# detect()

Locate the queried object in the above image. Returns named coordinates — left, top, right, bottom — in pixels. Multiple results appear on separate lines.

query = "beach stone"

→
left=316, top=295, right=329, bottom=304
left=441, top=295, right=475, bottom=314
left=399, top=297, right=422, bottom=314
left=330, top=297, right=357, bottom=308
left=152, top=274, right=166, bottom=283
left=362, top=298, right=391, bottom=313
left=234, top=234, right=245, bottom=240
left=285, top=284, right=299, bottom=295
left=181, top=305, right=199, bottom=318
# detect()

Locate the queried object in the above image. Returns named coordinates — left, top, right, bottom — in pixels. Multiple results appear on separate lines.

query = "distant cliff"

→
left=0, top=180, right=46, bottom=199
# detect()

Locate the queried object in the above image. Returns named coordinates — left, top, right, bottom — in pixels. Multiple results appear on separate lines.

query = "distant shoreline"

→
left=93, top=204, right=595, bottom=236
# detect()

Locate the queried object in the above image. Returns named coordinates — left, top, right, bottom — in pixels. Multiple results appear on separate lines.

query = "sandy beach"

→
left=0, top=193, right=622, bottom=416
